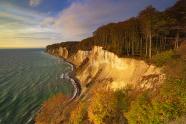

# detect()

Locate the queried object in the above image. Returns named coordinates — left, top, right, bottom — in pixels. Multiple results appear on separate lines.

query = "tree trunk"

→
left=132, top=32, right=134, bottom=56
left=145, top=36, right=148, bottom=57
left=140, top=37, right=143, bottom=56
left=164, top=37, right=166, bottom=50
left=175, top=31, right=179, bottom=49
left=156, top=36, right=159, bottom=54
left=149, top=34, right=152, bottom=58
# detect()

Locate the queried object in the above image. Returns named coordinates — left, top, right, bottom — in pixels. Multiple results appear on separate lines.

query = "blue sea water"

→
left=0, top=49, right=73, bottom=124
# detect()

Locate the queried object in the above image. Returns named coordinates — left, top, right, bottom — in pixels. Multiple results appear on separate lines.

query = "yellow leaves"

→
left=88, top=89, right=119, bottom=124
left=70, top=102, right=87, bottom=124
left=35, top=88, right=128, bottom=124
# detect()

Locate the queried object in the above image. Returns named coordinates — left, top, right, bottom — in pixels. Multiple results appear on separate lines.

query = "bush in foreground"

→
left=88, top=89, right=127, bottom=124
left=35, top=93, right=68, bottom=124
left=127, top=78, right=186, bottom=124
left=70, top=102, right=88, bottom=124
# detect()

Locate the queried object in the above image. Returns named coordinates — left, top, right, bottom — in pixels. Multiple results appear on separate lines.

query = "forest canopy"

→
left=47, top=0, right=186, bottom=58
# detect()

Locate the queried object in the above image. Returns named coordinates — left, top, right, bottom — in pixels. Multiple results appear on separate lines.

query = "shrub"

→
left=88, top=89, right=120, bottom=124
left=126, top=91, right=156, bottom=124
left=35, top=93, right=68, bottom=124
left=70, top=102, right=87, bottom=124
left=152, top=50, right=174, bottom=67
left=115, top=90, right=129, bottom=112
left=127, top=78, right=186, bottom=124
left=160, top=78, right=186, bottom=116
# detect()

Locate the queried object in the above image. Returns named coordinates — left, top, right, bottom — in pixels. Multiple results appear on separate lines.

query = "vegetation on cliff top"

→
left=68, top=42, right=186, bottom=124
left=47, top=0, right=186, bottom=58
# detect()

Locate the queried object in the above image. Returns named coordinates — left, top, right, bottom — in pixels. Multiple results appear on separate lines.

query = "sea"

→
left=0, top=49, right=73, bottom=124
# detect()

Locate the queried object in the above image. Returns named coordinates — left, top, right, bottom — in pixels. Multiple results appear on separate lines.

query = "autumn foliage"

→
left=88, top=89, right=126, bottom=124
left=39, top=0, right=186, bottom=123
left=70, top=102, right=87, bottom=124
left=35, top=93, right=68, bottom=124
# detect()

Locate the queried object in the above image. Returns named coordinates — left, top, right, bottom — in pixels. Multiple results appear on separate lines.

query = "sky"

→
left=0, top=0, right=177, bottom=48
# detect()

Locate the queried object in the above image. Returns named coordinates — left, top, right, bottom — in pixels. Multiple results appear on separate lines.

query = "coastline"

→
left=48, top=52, right=82, bottom=102
left=64, top=59, right=81, bottom=101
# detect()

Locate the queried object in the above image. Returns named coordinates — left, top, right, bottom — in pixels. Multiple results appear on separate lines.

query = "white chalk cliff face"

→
left=59, top=47, right=68, bottom=59
left=53, top=46, right=165, bottom=90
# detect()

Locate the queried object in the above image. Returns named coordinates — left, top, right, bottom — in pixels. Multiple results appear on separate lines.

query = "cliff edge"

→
left=47, top=45, right=165, bottom=94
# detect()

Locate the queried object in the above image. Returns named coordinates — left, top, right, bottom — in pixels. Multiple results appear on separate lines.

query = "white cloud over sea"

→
left=0, top=2, right=61, bottom=48
left=0, top=0, right=176, bottom=48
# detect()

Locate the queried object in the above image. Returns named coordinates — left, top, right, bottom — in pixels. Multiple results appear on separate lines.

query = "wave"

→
left=0, top=49, right=74, bottom=124
left=60, top=61, right=79, bottom=101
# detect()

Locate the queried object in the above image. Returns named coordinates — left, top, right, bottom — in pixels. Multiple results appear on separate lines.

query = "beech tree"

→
left=138, top=6, right=160, bottom=58
left=46, top=0, right=185, bottom=58
left=165, top=0, right=186, bottom=49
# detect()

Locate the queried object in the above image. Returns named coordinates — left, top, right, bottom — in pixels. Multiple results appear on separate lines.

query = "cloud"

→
left=0, top=2, right=61, bottom=48
left=0, top=2, right=46, bottom=24
left=43, top=0, right=148, bottom=41
left=42, top=0, right=176, bottom=42
left=29, top=0, right=42, bottom=7
left=41, top=17, right=55, bottom=27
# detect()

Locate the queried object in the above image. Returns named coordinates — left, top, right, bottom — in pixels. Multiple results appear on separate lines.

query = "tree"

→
left=88, top=89, right=121, bottom=124
left=165, top=0, right=186, bottom=49
left=138, top=6, right=160, bottom=58
left=70, top=102, right=88, bottom=124
left=46, top=1, right=186, bottom=58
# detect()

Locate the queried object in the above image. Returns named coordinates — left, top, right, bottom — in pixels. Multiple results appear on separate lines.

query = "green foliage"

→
left=161, top=78, right=186, bottom=113
left=115, top=90, right=129, bottom=112
left=152, top=50, right=174, bottom=66
left=88, top=89, right=119, bottom=124
left=127, top=92, right=155, bottom=124
left=127, top=78, right=186, bottom=124
left=152, top=78, right=186, bottom=123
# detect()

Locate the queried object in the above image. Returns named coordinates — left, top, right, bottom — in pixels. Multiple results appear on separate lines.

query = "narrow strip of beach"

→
left=61, top=59, right=81, bottom=102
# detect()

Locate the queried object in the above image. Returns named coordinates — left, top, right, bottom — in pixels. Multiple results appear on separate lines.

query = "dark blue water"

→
left=0, top=49, right=73, bottom=124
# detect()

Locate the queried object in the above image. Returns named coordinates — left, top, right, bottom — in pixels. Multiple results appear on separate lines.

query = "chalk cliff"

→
left=47, top=46, right=165, bottom=92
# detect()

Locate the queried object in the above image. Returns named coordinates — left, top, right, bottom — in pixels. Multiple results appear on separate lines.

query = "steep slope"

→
left=47, top=46, right=165, bottom=92
left=36, top=41, right=186, bottom=124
